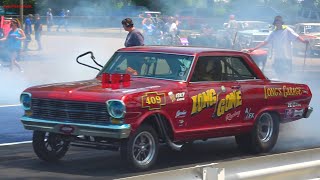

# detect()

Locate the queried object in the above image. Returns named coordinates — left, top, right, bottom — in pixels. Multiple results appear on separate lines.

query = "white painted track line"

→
left=0, top=141, right=32, bottom=146
left=0, top=104, right=21, bottom=108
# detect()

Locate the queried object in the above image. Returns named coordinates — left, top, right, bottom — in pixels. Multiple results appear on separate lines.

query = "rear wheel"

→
left=120, top=125, right=159, bottom=170
left=235, top=112, right=279, bottom=153
left=32, top=131, right=70, bottom=162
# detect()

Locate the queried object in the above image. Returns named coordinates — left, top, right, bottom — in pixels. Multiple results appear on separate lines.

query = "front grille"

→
left=31, top=98, right=110, bottom=122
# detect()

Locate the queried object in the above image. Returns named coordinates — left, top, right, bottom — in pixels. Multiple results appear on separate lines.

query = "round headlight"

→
left=106, top=100, right=126, bottom=119
left=20, top=92, right=32, bottom=110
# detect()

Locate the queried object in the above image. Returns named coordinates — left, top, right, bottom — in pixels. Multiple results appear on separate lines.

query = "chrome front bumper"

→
left=21, top=116, right=131, bottom=139
left=304, top=106, right=313, bottom=118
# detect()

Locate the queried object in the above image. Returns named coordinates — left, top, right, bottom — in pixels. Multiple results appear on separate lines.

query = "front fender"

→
left=130, top=110, right=174, bottom=134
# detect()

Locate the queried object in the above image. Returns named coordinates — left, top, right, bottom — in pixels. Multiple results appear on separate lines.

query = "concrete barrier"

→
left=117, top=148, right=320, bottom=180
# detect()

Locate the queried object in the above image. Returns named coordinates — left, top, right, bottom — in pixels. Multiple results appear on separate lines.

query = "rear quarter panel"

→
left=258, top=81, right=312, bottom=123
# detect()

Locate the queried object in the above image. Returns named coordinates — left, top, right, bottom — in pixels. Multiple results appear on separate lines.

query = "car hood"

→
left=24, top=78, right=182, bottom=103
left=301, top=33, right=320, bottom=39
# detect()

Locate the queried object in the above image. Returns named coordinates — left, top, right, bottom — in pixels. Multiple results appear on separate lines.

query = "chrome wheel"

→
left=132, top=131, right=156, bottom=166
left=44, top=132, right=68, bottom=153
left=258, top=113, right=274, bottom=142
left=32, top=131, right=70, bottom=162
left=235, top=112, right=279, bottom=153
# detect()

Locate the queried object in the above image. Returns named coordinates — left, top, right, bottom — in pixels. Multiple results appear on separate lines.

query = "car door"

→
left=184, top=55, right=245, bottom=139
left=223, top=55, right=266, bottom=127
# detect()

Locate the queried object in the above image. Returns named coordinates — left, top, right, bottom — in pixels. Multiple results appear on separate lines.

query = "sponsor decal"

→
left=168, top=92, right=176, bottom=102
left=285, top=109, right=305, bottom=119
left=175, top=110, right=187, bottom=118
left=191, top=89, right=242, bottom=118
left=142, top=92, right=166, bottom=110
left=264, top=86, right=302, bottom=99
left=168, top=92, right=186, bottom=102
left=179, top=65, right=187, bottom=77
left=293, top=109, right=304, bottom=118
left=287, top=102, right=301, bottom=108
left=178, top=119, right=185, bottom=127
left=226, top=110, right=241, bottom=121
left=59, top=125, right=75, bottom=134
left=176, top=92, right=186, bottom=101
left=285, top=109, right=295, bottom=118
left=245, top=108, right=255, bottom=120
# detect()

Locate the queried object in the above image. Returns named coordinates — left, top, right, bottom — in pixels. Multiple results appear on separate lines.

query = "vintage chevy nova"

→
left=20, top=46, right=313, bottom=170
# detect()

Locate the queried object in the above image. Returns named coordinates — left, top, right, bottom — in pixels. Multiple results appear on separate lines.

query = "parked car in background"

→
left=20, top=46, right=313, bottom=170
left=232, top=21, right=271, bottom=49
left=293, top=23, right=320, bottom=56
left=216, top=21, right=271, bottom=50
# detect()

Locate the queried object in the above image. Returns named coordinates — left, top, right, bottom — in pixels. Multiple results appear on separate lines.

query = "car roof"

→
left=144, top=11, right=161, bottom=14
left=296, top=23, right=320, bottom=26
left=117, top=46, right=240, bottom=55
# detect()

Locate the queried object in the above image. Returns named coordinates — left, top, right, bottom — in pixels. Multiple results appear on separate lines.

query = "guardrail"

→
left=117, top=147, right=320, bottom=180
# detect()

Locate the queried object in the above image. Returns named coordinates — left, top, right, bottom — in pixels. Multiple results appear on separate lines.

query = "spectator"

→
left=142, top=18, right=156, bottom=45
left=121, top=18, right=144, bottom=47
left=142, top=13, right=152, bottom=25
left=0, top=19, right=26, bottom=72
left=34, top=14, right=42, bottom=50
left=65, top=10, right=71, bottom=32
left=227, top=14, right=238, bottom=29
left=23, top=14, right=33, bottom=51
left=46, top=8, right=53, bottom=32
left=169, top=16, right=178, bottom=37
left=56, top=9, right=66, bottom=32
left=168, top=16, right=181, bottom=45
left=226, top=14, right=238, bottom=49
left=249, top=16, right=309, bottom=77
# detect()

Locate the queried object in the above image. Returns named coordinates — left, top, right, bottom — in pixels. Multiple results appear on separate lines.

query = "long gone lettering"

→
left=191, top=89, right=217, bottom=114
left=216, top=90, right=242, bottom=117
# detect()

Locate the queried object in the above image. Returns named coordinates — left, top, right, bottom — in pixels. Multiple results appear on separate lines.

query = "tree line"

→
left=1, top=0, right=320, bottom=16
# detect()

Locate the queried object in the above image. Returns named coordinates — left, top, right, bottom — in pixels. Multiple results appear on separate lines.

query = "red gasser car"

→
left=20, top=46, right=313, bottom=170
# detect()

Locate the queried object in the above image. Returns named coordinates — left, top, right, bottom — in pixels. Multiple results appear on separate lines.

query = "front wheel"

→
left=235, top=112, right=279, bottom=153
left=120, top=125, right=159, bottom=170
left=32, top=131, right=70, bottom=162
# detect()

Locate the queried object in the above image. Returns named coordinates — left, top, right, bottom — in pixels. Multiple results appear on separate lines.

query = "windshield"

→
left=100, top=52, right=194, bottom=81
left=239, top=21, right=269, bottom=30
left=303, top=25, right=320, bottom=33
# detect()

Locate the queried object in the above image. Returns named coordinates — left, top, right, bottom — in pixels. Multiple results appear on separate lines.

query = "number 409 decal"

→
left=142, top=92, right=166, bottom=110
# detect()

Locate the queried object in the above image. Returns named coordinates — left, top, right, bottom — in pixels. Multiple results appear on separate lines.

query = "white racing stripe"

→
left=0, top=141, right=32, bottom=146
left=0, top=104, right=21, bottom=108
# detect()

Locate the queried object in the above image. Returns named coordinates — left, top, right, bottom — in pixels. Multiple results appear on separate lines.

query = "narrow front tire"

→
left=32, top=131, right=70, bottom=162
left=120, top=125, right=159, bottom=170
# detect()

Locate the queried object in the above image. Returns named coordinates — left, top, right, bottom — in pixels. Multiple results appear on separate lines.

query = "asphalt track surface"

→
left=1, top=34, right=320, bottom=179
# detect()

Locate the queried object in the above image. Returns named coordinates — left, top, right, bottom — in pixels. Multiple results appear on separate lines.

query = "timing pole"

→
left=20, top=0, right=23, bottom=24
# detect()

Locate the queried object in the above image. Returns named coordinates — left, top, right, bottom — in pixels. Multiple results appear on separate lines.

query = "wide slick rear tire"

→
left=235, top=112, right=279, bottom=153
